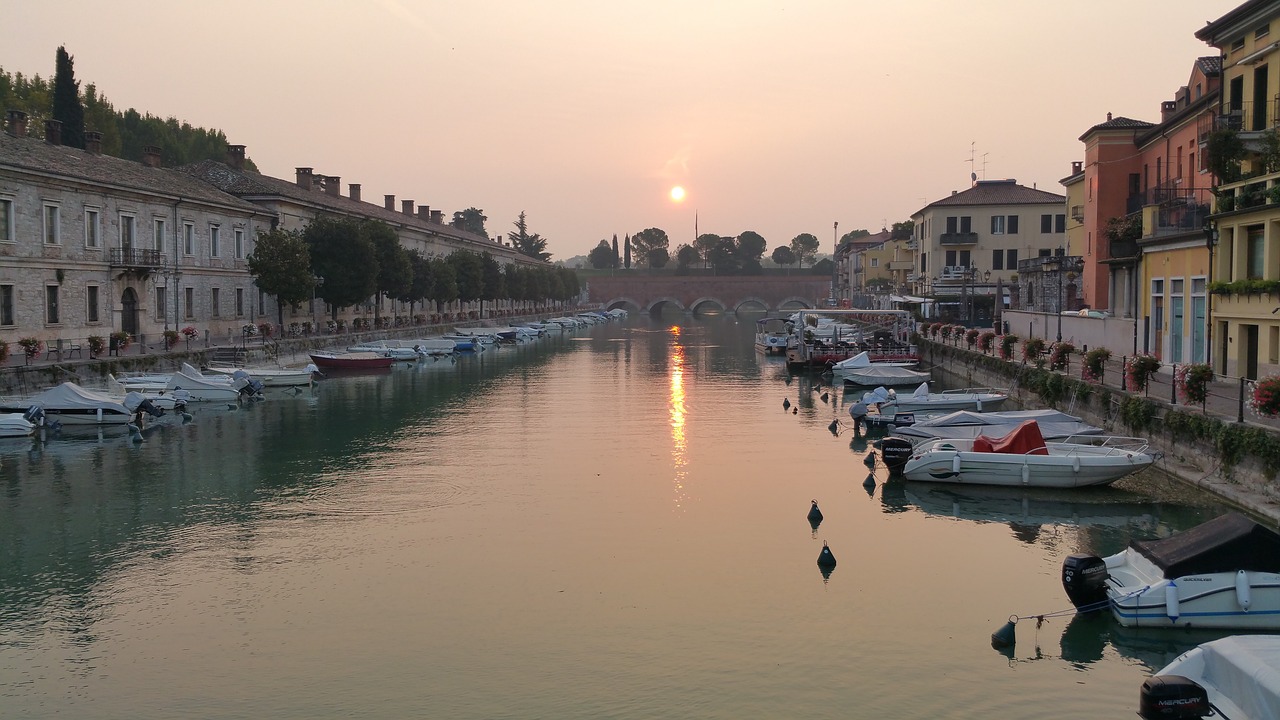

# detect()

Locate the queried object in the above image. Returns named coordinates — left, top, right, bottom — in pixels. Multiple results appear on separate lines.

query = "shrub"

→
left=1083, top=347, right=1111, bottom=383
left=110, top=331, right=132, bottom=352
left=940, top=324, right=953, bottom=340
left=999, top=333, right=1019, bottom=361
left=162, top=329, right=180, bottom=349
left=978, top=331, right=996, bottom=352
left=1022, top=337, right=1046, bottom=364
left=1048, top=342, right=1075, bottom=372
left=1248, top=375, right=1280, bottom=418
left=1126, top=353, right=1161, bottom=392
left=965, top=329, right=979, bottom=347
left=17, top=337, right=43, bottom=358
left=1176, top=363, right=1213, bottom=405
left=257, top=322, right=273, bottom=337
left=87, top=335, right=106, bottom=357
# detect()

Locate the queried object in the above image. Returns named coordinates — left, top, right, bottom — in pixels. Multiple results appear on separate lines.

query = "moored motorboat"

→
left=898, top=420, right=1154, bottom=488
left=308, top=351, right=396, bottom=370
left=205, top=363, right=318, bottom=387
left=0, top=406, right=43, bottom=437
left=0, top=382, right=164, bottom=426
left=1139, top=634, right=1280, bottom=720
left=860, top=382, right=1008, bottom=413
left=833, top=351, right=928, bottom=387
left=1063, top=512, right=1280, bottom=630
left=891, top=408, right=1104, bottom=442
left=754, top=317, right=792, bottom=354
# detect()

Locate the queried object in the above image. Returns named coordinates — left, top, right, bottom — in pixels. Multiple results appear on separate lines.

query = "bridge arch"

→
left=688, top=297, right=727, bottom=314
left=732, top=296, right=771, bottom=313
left=604, top=297, right=643, bottom=312
left=645, top=296, right=688, bottom=314
left=777, top=296, right=815, bottom=310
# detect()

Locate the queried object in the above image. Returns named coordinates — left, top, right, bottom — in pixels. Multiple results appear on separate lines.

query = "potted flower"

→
left=1248, top=374, right=1280, bottom=418
left=999, top=333, right=1019, bottom=361
left=1126, top=353, right=1161, bottom=392
left=241, top=323, right=258, bottom=336
left=978, top=331, right=996, bottom=353
left=965, top=329, right=979, bottom=348
left=257, top=322, right=273, bottom=338
left=940, top=325, right=953, bottom=341
left=162, top=329, right=180, bottom=350
left=1083, top=347, right=1111, bottom=383
left=110, top=331, right=132, bottom=353
left=1048, top=342, right=1075, bottom=372
left=87, top=335, right=107, bottom=358
left=1021, top=337, right=1046, bottom=367
left=17, top=337, right=43, bottom=363
left=1176, top=363, right=1213, bottom=406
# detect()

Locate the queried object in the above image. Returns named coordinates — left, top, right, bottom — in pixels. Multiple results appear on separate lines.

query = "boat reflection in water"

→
left=1058, top=610, right=1246, bottom=673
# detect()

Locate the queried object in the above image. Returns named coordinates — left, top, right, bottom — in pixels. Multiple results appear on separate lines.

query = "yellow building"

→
left=1198, top=2, right=1280, bottom=379
left=859, top=237, right=915, bottom=291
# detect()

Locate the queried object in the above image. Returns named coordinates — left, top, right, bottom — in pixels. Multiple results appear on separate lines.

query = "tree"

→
left=481, top=252, right=505, bottom=316
left=406, top=249, right=435, bottom=315
left=771, top=245, right=797, bottom=269
left=247, top=228, right=315, bottom=328
left=503, top=263, right=526, bottom=305
left=812, top=258, right=835, bottom=276
left=304, top=216, right=377, bottom=320
left=624, top=233, right=631, bottom=269
left=508, top=211, right=550, bottom=261
left=588, top=239, right=614, bottom=269
left=840, top=229, right=871, bottom=244
left=707, top=236, right=741, bottom=274
left=675, top=243, right=700, bottom=269
left=736, top=231, right=767, bottom=262
left=611, top=234, right=619, bottom=269
left=52, top=46, right=85, bottom=149
left=450, top=207, right=488, bottom=237
left=694, top=233, right=719, bottom=269
left=1207, top=128, right=1246, bottom=185
left=630, top=228, right=670, bottom=268
left=790, top=233, right=820, bottom=268
left=890, top=221, right=915, bottom=240
left=448, top=250, right=485, bottom=307
left=430, top=257, right=459, bottom=313
left=363, top=220, right=411, bottom=323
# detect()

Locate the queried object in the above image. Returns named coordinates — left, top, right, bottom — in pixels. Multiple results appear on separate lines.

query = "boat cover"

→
left=832, top=352, right=872, bottom=369
left=971, top=419, right=1048, bottom=455
left=1132, top=512, right=1280, bottom=577
left=895, top=409, right=1101, bottom=441
left=913, top=409, right=1083, bottom=428
left=23, top=382, right=127, bottom=412
left=911, top=382, right=930, bottom=398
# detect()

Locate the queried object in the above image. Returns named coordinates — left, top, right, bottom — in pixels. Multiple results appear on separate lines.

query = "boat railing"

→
left=1050, top=434, right=1151, bottom=456
left=937, top=387, right=1006, bottom=396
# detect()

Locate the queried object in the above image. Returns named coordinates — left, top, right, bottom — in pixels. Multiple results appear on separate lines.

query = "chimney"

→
left=402, top=199, right=414, bottom=216
left=296, top=167, right=313, bottom=190
left=44, top=119, right=62, bottom=146
left=349, top=183, right=361, bottom=202
left=5, top=109, right=27, bottom=137
left=417, top=206, right=430, bottom=220
left=1106, top=112, right=1112, bottom=121
left=430, top=210, right=443, bottom=224
left=325, top=175, right=340, bottom=197
left=384, top=194, right=395, bottom=211
left=84, top=131, right=102, bottom=155
left=226, top=144, right=246, bottom=170
left=1161, top=100, right=1177, bottom=122
left=141, top=145, right=162, bottom=168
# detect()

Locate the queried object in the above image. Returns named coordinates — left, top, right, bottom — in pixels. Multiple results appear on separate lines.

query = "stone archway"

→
left=776, top=296, right=815, bottom=310
left=688, top=297, right=727, bottom=314
left=645, top=296, right=687, bottom=314
left=733, top=296, right=770, bottom=313
left=121, top=287, right=139, bottom=336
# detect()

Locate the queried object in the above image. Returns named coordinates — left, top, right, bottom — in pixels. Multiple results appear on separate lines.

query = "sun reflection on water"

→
left=669, top=331, right=689, bottom=511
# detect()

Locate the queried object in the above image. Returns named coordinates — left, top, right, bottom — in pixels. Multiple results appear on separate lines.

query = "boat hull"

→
left=309, top=353, right=395, bottom=370
left=900, top=449, right=1149, bottom=487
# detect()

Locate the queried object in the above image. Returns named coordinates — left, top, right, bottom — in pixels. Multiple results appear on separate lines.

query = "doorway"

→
left=121, top=287, right=139, bottom=337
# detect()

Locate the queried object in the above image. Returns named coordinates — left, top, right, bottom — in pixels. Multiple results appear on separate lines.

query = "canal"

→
left=0, top=314, right=1235, bottom=719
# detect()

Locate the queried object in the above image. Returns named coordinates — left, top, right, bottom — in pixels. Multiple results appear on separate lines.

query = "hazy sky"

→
left=7, top=0, right=1242, bottom=260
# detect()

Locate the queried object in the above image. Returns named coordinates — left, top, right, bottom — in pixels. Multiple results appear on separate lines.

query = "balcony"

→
left=1070, top=205, right=1084, bottom=223
left=1151, top=188, right=1213, bottom=237
left=887, top=260, right=914, bottom=271
left=1108, top=237, right=1139, bottom=259
left=939, top=232, right=978, bottom=246
left=109, top=247, right=164, bottom=270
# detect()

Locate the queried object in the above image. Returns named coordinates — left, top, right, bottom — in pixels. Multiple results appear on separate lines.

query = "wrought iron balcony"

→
left=109, top=247, right=164, bottom=270
left=1108, top=238, right=1139, bottom=259
left=939, top=232, right=978, bottom=246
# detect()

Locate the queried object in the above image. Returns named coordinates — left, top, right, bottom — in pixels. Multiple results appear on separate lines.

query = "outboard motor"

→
left=231, top=370, right=264, bottom=398
left=1062, top=554, right=1109, bottom=610
left=1139, top=675, right=1211, bottom=719
left=137, top=398, right=165, bottom=418
left=22, top=405, right=45, bottom=427
left=880, top=437, right=914, bottom=472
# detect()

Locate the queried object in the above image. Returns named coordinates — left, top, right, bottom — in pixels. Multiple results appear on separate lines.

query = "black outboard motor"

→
left=1062, top=553, right=1109, bottom=610
left=22, top=405, right=45, bottom=427
left=122, top=392, right=166, bottom=418
left=880, top=436, right=914, bottom=472
left=137, top=398, right=165, bottom=418
left=231, top=370, right=264, bottom=398
left=1139, top=675, right=1211, bottom=719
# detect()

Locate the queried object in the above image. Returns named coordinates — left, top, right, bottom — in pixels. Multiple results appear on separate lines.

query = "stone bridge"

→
left=586, top=275, right=831, bottom=313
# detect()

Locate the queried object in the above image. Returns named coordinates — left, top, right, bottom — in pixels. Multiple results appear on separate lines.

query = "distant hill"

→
left=0, top=60, right=255, bottom=170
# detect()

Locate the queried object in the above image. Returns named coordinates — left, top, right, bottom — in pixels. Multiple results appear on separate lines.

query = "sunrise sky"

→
left=6, top=0, right=1243, bottom=260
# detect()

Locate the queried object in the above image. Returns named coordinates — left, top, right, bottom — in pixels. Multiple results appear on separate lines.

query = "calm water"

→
left=0, top=315, right=1235, bottom=719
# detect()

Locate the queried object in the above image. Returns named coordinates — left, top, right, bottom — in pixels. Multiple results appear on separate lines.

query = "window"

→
left=1006, top=249, right=1018, bottom=267
left=184, top=222, right=195, bottom=255
left=919, top=252, right=927, bottom=272
left=870, top=258, right=879, bottom=268
left=154, top=218, right=166, bottom=252
left=210, top=224, right=220, bottom=257
left=0, top=198, right=12, bottom=242
left=992, top=249, right=1004, bottom=270
left=184, top=287, right=194, bottom=318
left=946, top=216, right=958, bottom=234
left=1055, top=215, right=1065, bottom=233
left=87, top=285, right=99, bottom=323
left=120, top=214, right=136, bottom=249
left=1041, top=214, right=1052, bottom=233
left=1008, top=215, right=1019, bottom=234
left=958, top=250, right=971, bottom=267
left=45, top=285, right=60, bottom=324
left=258, top=289, right=265, bottom=317
left=1257, top=24, right=1270, bottom=40
left=212, top=288, right=221, bottom=317
left=959, top=216, right=972, bottom=233
left=0, top=285, right=13, bottom=325
left=44, top=204, right=61, bottom=245
left=85, top=208, right=100, bottom=248
left=991, top=216, right=1006, bottom=234
left=1039, top=248, right=1052, bottom=257
left=1232, top=37, right=1246, bottom=52
left=1247, top=226, right=1265, bottom=278
left=156, top=286, right=166, bottom=321
left=236, top=288, right=244, bottom=317
left=945, top=250, right=957, bottom=267
left=234, top=228, right=244, bottom=259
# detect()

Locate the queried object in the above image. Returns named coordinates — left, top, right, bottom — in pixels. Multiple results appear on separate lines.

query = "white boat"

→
left=833, top=351, right=928, bottom=387
left=754, top=317, right=792, bottom=354
left=205, top=363, right=318, bottom=387
left=0, top=406, right=43, bottom=437
left=348, top=341, right=420, bottom=361
left=0, top=382, right=163, bottom=426
left=899, top=420, right=1154, bottom=488
left=891, top=408, right=1103, bottom=442
left=112, top=363, right=255, bottom=402
left=1139, top=634, right=1280, bottom=720
left=1063, top=512, right=1280, bottom=630
left=396, top=338, right=458, bottom=356
left=860, top=383, right=1008, bottom=413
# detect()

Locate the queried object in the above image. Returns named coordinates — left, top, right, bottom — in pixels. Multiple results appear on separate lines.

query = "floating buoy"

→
left=991, top=617, right=1017, bottom=649
left=807, top=500, right=823, bottom=526
left=783, top=398, right=791, bottom=410
left=863, top=473, right=876, bottom=489
left=863, top=453, right=876, bottom=468
left=821, top=392, right=829, bottom=403
left=828, top=419, right=839, bottom=435
left=817, top=542, right=837, bottom=570
left=792, top=407, right=798, bottom=415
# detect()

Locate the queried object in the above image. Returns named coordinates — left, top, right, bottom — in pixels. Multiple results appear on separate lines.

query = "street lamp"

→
left=158, top=268, right=181, bottom=332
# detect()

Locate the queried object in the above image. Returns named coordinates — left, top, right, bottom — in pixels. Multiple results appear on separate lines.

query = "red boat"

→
left=308, top=351, right=395, bottom=370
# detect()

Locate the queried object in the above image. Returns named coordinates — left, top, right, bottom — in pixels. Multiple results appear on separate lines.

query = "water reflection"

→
left=669, top=339, right=689, bottom=511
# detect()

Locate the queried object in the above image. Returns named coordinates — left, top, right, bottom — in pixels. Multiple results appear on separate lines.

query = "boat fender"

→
left=1072, top=456, right=1081, bottom=473
left=951, top=453, right=961, bottom=474
left=1165, top=582, right=1180, bottom=623
left=1236, top=570, right=1252, bottom=611
left=976, top=397, right=982, bottom=412
left=1021, top=462, right=1030, bottom=485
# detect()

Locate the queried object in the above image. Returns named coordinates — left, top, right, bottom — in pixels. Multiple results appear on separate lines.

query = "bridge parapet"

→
left=587, top=275, right=829, bottom=313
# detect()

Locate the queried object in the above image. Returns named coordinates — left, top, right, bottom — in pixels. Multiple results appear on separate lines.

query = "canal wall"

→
left=919, top=340, right=1280, bottom=525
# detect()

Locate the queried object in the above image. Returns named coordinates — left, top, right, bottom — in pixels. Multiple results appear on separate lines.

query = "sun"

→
left=669, top=186, right=686, bottom=202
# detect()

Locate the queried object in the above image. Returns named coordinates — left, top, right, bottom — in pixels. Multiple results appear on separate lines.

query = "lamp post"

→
left=1056, top=265, right=1063, bottom=343
left=1203, top=221, right=1218, bottom=367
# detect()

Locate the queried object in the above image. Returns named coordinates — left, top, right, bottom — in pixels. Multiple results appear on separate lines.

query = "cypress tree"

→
left=611, top=234, right=619, bottom=269
left=52, top=46, right=86, bottom=149
left=624, top=234, right=631, bottom=269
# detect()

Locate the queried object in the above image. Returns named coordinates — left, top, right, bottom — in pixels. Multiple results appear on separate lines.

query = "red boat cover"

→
left=971, top=419, right=1048, bottom=455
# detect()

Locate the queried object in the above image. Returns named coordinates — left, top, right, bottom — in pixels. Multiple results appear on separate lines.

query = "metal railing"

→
left=108, top=247, right=164, bottom=268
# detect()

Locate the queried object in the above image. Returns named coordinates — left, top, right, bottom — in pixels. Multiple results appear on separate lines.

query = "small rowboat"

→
left=308, top=352, right=395, bottom=370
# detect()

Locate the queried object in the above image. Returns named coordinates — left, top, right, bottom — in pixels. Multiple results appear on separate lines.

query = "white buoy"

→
left=1236, top=570, right=1252, bottom=611
left=1165, top=581, right=1180, bottom=623
left=951, top=453, right=961, bottom=474
left=1072, top=456, right=1081, bottom=473
left=1021, top=462, right=1030, bottom=484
